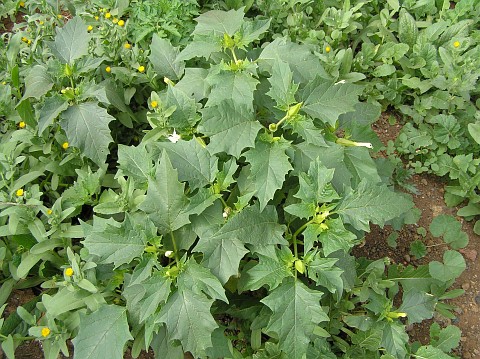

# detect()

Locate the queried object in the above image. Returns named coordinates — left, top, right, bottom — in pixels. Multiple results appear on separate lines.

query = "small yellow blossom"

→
left=41, top=327, right=50, bottom=337
left=87, top=25, right=93, bottom=31
left=112, top=18, right=118, bottom=24
left=16, top=188, right=24, bottom=197
left=124, top=42, right=131, bottom=49
left=151, top=100, right=158, bottom=108
left=65, top=267, right=74, bottom=276
left=19, top=1, right=25, bottom=7
left=47, top=209, right=53, bottom=215
left=39, top=21, right=44, bottom=25
left=62, top=142, right=69, bottom=149
left=94, top=16, right=99, bottom=20
left=21, top=36, right=28, bottom=43
left=2, top=82, right=6, bottom=85
left=325, top=46, right=331, bottom=53
left=453, top=41, right=460, bottom=48
left=27, top=39, right=32, bottom=45
left=118, top=20, right=125, bottom=27
left=105, top=12, right=111, bottom=19
left=57, top=14, right=63, bottom=19
left=19, top=121, right=26, bottom=128
left=138, top=65, right=145, bottom=73
left=105, top=66, right=111, bottom=73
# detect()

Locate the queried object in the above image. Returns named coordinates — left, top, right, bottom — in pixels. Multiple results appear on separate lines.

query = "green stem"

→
left=170, top=230, right=180, bottom=265
left=230, top=48, right=238, bottom=64
left=291, top=219, right=314, bottom=259
left=219, top=196, right=228, bottom=209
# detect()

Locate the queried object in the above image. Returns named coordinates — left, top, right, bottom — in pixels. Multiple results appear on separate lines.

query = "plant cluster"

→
left=0, top=1, right=473, bottom=358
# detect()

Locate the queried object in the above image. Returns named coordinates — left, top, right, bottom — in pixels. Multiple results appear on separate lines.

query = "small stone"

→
left=404, top=254, right=411, bottom=262
left=474, top=349, right=480, bottom=355
left=462, top=282, right=471, bottom=290
left=459, top=249, right=477, bottom=261
left=464, top=352, right=471, bottom=359
left=461, top=336, right=467, bottom=342
left=454, top=307, right=463, bottom=314
left=475, top=295, right=480, bottom=305
left=421, top=179, right=428, bottom=186
left=405, top=324, right=414, bottom=332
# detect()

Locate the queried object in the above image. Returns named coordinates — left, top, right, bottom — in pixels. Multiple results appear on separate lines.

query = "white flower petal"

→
left=168, top=129, right=181, bottom=143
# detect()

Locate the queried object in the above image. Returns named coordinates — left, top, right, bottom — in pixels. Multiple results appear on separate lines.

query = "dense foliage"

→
left=0, top=0, right=477, bottom=358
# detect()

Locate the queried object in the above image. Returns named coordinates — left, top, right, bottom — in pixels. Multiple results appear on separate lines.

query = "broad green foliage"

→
left=0, top=1, right=470, bottom=359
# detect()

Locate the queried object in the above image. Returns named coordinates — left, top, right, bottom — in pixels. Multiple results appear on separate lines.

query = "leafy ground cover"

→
left=0, top=0, right=479, bottom=358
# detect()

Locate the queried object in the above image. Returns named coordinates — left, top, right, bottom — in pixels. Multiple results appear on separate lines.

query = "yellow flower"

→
left=137, top=65, right=145, bottom=73
left=41, top=327, right=50, bottom=337
left=87, top=25, right=93, bottom=31
left=124, top=43, right=131, bottom=49
left=325, top=46, right=331, bottom=53
left=453, top=41, right=460, bottom=48
left=47, top=209, right=53, bottom=215
left=118, top=20, right=125, bottom=27
left=21, top=36, right=28, bottom=43
left=19, top=1, right=25, bottom=7
left=27, top=39, right=32, bottom=45
left=62, top=142, right=69, bottom=149
left=19, top=121, right=26, bottom=128
left=2, top=82, right=6, bottom=85
left=39, top=21, right=44, bottom=25
left=94, top=16, right=99, bottom=20
left=105, top=12, right=111, bottom=19
left=57, top=14, right=63, bottom=19
left=65, top=267, right=74, bottom=276
left=112, top=18, right=118, bottom=24
left=16, top=188, right=24, bottom=197
left=105, top=66, right=111, bottom=73
left=151, top=100, right=158, bottom=108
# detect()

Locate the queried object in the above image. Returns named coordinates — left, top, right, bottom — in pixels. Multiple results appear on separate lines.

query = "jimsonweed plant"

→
left=0, top=3, right=468, bottom=359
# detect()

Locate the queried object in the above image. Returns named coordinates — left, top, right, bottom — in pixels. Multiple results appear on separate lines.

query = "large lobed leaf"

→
left=49, top=17, right=90, bottom=64
left=261, top=277, right=329, bottom=359
left=59, top=102, right=114, bottom=166
left=73, top=305, right=133, bottom=359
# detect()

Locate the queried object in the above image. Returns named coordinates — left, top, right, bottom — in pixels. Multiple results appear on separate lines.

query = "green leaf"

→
left=238, top=253, right=292, bottom=292
left=59, top=102, right=114, bottom=166
left=162, top=85, right=198, bottom=129
left=237, top=18, right=271, bottom=48
left=311, top=218, right=357, bottom=255
left=194, top=204, right=286, bottom=283
left=157, top=288, right=218, bottom=358
left=192, top=8, right=244, bottom=37
left=49, top=17, right=90, bottom=64
left=429, top=215, right=468, bottom=249
left=372, top=64, right=396, bottom=77
left=259, top=38, right=329, bottom=83
left=301, top=77, right=363, bottom=127
left=261, top=277, right=328, bottom=359
left=37, top=95, right=69, bottom=135
left=177, top=259, right=228, bottom=303
left=344, top=147, right=382, bottom=186
left=287, top=116, right=328, bottom=147
left=199, top=100, right=262, bottom=158
left=351, top=328, right=383, bottom=351
left=381, top=322, right=408, bottom=359
left=244, top=137, right=293, bottom=211
left=139, top=151, right=191, bottom=234
left=429, top=250, right=466, bottom=282
left=336, top=180, right=414, bottom=232
left=83, top=214, right=151, bottom=268
left=307, top=256, right=343, bottom=299
left=432, top=325, right=461, bottom=352
left=398, top=8, right=418, bottom=48
left=410, top=240, right=427, bottom=258
left=467, top=122, right=480, bottom=145
left=148, top=34, right=185, bottom=80
left=156, top=139, right=218, bottom=189
left=151, top=326, right=184, bottom=359
left=205, top=70, right=259, bottom=110
left=177, top=39, right=222, bottom=61
left=398, top=289, right=436, bottom=324
left=294, top=157, right=339, bottom=204
left=267, top=58, right=298, bottom=109
left=415, top=346, right=453, bottom=359
left=387, top=265, right=433, bottom=293
left=73, top=304, right=133, bottom=359
left=123, top=272, right=171, bottom=324
left=21, top=65, right=54, bottom=102
left=117, top=144, right=154, bottom=189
